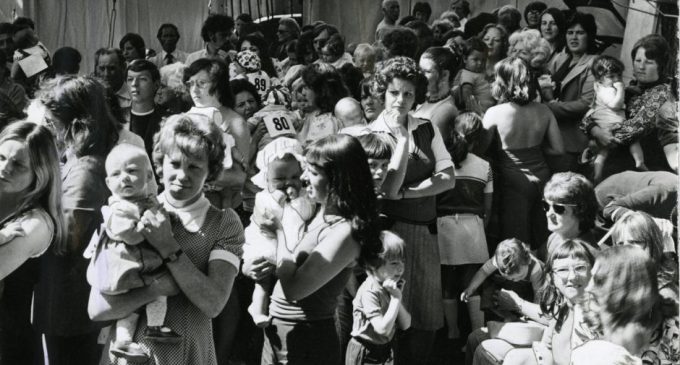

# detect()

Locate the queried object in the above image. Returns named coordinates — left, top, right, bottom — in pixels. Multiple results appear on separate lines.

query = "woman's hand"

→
left=139, top=209, right=180, bottom=258
left=494, top=289, right=522, bottom=313
left=245, top=257, right=276, bottom=282
left=590, top=126, right=621, bottom=149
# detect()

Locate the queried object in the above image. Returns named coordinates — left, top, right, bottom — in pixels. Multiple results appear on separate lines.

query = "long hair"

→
left=40, top=75, right=119, bottom=158
left=585, top=245, right=669, bottom=341
left=540, top=8, right=567, bottom=52
left=539, top=239, right=595, bottom=331
left=301, top=63, right=349, bottom=114
left=304, top=134, right=381, bottom=265
left=238, top=34, right=277, bottom=78
left=0, top=121, right=66, bottom=254
left=183, top=58, right=234, bottom=108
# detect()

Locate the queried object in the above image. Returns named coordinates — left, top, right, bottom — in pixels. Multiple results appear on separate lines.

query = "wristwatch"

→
left=162, top=248, right=184, bottom=264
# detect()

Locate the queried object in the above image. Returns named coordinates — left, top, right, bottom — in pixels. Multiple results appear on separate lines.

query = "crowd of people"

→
left=0, top=0, right=677, bottom=364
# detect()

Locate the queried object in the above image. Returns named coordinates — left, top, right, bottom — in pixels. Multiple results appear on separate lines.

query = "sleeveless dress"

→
left=104, top=205, right=243, bottom=365
left=498, top=146, right=550, bottom=250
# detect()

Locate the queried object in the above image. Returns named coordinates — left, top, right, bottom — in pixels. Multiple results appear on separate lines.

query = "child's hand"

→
left=0, top=222, right=25, bottom=244
left=285, top=186, right=299, bottom=200
left=613, top=81, right=625, bottom=90
left=382, top=278, right=403, bottom=299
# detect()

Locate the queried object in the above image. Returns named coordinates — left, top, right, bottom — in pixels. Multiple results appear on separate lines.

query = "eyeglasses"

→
left=552, top=265, right=589, bottom=279
left=614, top=239, right=648, bottom=250
left=184, top=79, right=211, bottom=90
left=313, top=39, right=327, bottom=47
left=542, top=200, right=577, bottom=215
left=277, top=29, right=289, bottom=34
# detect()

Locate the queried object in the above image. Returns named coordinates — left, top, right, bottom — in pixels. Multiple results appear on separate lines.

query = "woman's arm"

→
left=430, top=103, right=458, bottom=140
left=402, top=166, right=456, bottom=199
left=140, top=210, right=241, bottom=318
left=0, top=214, right=50, bottom=280
left=543, top=110, right=565, bottom=156
left=276, top=220, right=360, bottom=301
left=663, top=144, right=678, bottom=173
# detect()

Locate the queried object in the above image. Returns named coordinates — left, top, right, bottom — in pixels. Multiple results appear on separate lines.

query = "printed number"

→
left=272, top=117, right=290, bottom=130
left=254, top=78, right=267, bottom=91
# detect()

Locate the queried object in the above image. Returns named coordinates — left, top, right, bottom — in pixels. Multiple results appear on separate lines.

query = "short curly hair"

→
left=508, top=28, right=553, bottom=68
left=543, top=172, right=598, bottom=233
left=153, top=113, right=226, bottom=182
left=373, top=56, right=427, bottom=107
left=491, top=56, right=537, bottom=105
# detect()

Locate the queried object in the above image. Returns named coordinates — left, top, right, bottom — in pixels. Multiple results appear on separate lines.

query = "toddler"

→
left=233, top=50, right=272, bottom=100
left=335, top=97, right=366, bottom=129
left=461, top=238, right=543, bottom=321
left=88, top=144, right=178, bottom=362
left=356, top=133, right=393, bottom=196
left=346, top=231, right=411, bottom=365
left=353, top=44, right=376, bottom=78
left=583, top=55, right=644, bottom=182
left=453, top=37, right=495, bottom=113
left=243, top=137, right=315, bottom=327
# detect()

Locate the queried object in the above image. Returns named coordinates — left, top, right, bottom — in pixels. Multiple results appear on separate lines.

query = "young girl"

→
left=437, top=112, right=492, bottom=338
left=346, top=230, right=411, bottom=365
left=88, top=144, right=177, bottom=362
left=233, top=50, right=272, bottom=100
left=461, top=238, right=544, bottom=320
left=453, top=37, right=495, bottom=113
left=583, top=55, right=644, bottom=182
left=356, top=133, right=393, bottom=196
left=243, top=137, right=314, bottom=327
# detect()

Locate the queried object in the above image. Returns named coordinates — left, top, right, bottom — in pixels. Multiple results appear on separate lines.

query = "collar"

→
left=158, top=192, right=211, bottom=232
left=131, top=108, right=155, bottom=116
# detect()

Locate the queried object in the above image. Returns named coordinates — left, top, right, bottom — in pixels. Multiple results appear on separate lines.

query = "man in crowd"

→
left=375, top=0, right=400, bottom=43
left=185, top=14, right=234, bottom=65
left=0, top=23, right=14, bottom=70
left=95, top=48, right=131, bottom=122
left=10, top=17, right=50, bottom=97
left=148, top=23, right=187, bottom=68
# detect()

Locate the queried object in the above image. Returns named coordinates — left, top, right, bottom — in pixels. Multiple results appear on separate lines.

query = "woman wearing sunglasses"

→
left=541, top=172, right=600, bottom=260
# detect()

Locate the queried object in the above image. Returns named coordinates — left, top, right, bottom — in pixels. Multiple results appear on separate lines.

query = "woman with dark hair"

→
left=541, top=172, right=600, bottom=259
left=473, top=239, right=597, bottom=365
left=483, top=57, right=564, bottom=250
left=272, top=17, right=300, bottom=61
left=30, top=75, right=119, bottom=365
left=539, top=7, right=567, bottom=62
left=415, top=46, right=459, bottom=139
left=583, top=34, right=675, bottom=177
left=119, top=33, right=146, bottom=63
left=359, top=76, right=385, bottom=123
left=183, top=58, right=249, bottom=209
left=0, top=121, right=64, bottom=365
left=243, top=134, right=381, bottom=364
left=368, top=56, right=455, bottom=364
left=230, top=78, right=261, bottom=119
left=237, top=34, right=278, bottom=78
left=543, top=11, right=597, bottom=173
left=524, top=1, right=547, bottom=30
left=296, top=62, right=349, bottom=144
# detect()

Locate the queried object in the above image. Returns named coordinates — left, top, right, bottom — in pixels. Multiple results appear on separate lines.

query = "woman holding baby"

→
left=88, top=112, right=244, bottom=365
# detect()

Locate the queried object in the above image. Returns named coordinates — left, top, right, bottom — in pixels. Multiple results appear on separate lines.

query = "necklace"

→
left=427, top=93, right=449, bottom=104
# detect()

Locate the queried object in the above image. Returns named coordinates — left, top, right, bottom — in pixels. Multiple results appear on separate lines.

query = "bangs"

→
left=163, top=133, right=209, bottom=161
left=549, top=239, right=595, bottom=266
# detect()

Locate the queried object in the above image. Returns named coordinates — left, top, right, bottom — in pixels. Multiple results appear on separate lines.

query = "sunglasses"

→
left=542, top=200, right=577, bottom=215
